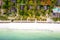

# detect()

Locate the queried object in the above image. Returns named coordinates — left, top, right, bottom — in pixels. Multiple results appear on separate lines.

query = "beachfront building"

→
left=11, top=0, right=16, bottom=3
left=52, top=0, right=60, bottom=18
left=52, top=7, right=60, bottom=18
left=51, top=0, right=60, bottom=21
left=56, top=0, right=60, bottom=6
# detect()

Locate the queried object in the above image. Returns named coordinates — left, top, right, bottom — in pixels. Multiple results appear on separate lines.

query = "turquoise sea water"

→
left=0, top=29, right=60, bottom=40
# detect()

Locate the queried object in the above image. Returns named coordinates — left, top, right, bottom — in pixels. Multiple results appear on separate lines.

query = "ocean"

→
left=0, top=29, right=60, bottom=40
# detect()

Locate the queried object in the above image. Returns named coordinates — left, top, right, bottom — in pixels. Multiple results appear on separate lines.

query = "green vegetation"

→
left=0, top=16, right=8, bottom=20
left=52, top=18, right=60, bottom=21
left=52, top=18, right=58, bottom=21
left=0, top=0, right=58, bottom=21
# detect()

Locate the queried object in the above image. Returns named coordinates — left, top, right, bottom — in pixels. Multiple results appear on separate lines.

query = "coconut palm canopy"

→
left=0, top=0, right=60, bottom=22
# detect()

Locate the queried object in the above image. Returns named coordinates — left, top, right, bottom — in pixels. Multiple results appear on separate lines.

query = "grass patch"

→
left=52, top=18, right=60, bottom=21
left=0, top=16, right=8, bottom=20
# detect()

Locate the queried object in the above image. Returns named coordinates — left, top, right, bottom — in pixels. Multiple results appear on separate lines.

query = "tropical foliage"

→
left=0, top=0, right=57, bottom=21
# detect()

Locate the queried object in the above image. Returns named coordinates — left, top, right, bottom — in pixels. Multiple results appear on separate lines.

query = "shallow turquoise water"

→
left=0, top=29, right=60, bottom=40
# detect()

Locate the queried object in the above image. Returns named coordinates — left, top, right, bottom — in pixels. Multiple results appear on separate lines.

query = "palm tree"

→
left=37, top=0, right=41, bottom=5
left=1, top=0, right=10, bottom=17
left=28, top=0, right=34, bottom=5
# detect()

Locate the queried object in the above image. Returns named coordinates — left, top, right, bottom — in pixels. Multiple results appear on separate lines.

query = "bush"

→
left=52, top=18, right=58, bottom=21
left=0, top=16, right=8, bottom=20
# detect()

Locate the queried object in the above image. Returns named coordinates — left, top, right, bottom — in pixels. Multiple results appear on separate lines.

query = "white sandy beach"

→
left=0, top=23, right=60, bottom=32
